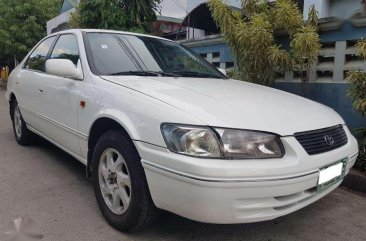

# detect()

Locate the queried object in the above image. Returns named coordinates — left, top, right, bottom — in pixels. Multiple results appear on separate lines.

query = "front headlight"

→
left=161, top=124, right=285, bottom=159
left=161, top=124, right=222, bottom=157
left=215, top=128, right=284, bottom=159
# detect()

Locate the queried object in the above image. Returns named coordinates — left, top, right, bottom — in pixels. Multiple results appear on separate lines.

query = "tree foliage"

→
left=0, top=0, right=61, bottom=65
left=69, top=0, right=161, bottom=33
left=347, top=41, right=366, bottom=171
left=207, top=0, right=321, bottom=86
left=347, top=40, right=366, bottom=116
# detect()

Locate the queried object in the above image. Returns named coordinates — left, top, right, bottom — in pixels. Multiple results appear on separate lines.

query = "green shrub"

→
left=207, top=0, right=320, bottom=86
left=356, top=144, right=366, bottom=172
left=347, top=40, right=366, bottom=172
left=352, top=128, right=366, bottom=172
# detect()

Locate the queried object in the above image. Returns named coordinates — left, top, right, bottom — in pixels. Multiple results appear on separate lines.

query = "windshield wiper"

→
left=109, top=71, right=180, bottom=77
left=170, top=70, right=221, bottom=78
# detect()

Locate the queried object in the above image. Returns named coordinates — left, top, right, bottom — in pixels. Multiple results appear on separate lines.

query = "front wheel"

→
left=11, top=100, right=37, bottom=145
left=92, top=130, right=159, bottom=232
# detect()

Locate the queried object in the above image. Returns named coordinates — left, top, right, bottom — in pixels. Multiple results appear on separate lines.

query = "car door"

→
left=15, top=36, right=57, bottom=131
left=36, top=34, right=83, bottom=157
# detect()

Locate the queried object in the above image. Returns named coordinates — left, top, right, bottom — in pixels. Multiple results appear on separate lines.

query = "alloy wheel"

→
left=13, top=106, right=22, bottom=138
left=98, top=148, right=132, bottom=215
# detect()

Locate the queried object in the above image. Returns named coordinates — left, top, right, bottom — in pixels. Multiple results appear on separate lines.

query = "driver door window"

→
left=50, top=34, right=80, bottom=65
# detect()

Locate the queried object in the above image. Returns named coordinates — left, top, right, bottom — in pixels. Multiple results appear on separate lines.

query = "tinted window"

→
left=120, top=35, right=213, bottom=74
left=87, top=33, right=139, bottom=75
left=26, top=37, right=56, bottom=72
left=50, top=34, right=79, bottom=65
left=86, top=33, right=225, bottom=78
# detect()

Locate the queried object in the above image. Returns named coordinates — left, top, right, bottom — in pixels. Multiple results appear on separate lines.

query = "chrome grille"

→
left=294, top=125, right=348, bottom=155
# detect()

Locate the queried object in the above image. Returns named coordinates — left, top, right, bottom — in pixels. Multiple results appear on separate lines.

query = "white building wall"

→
left=304, top=0, right=329, bottom=19
left=304, top=0, right=362, bottom=20
left=47, top=8, right=75, bottom=35
left=187, top=28, right=205, bottom=39
left=329, top=0, right=361, bottom=18
left=187, top=0, right=346, bottom=20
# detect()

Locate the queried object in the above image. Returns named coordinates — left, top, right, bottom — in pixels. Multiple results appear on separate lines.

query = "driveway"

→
left=0, top=87, right=365, bottom=241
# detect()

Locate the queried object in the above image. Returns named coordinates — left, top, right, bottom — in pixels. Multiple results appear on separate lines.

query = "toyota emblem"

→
left=324, top=135, right=335, bottom=146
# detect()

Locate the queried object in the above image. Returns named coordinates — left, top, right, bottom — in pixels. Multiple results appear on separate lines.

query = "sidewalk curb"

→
left=342, top=169, right=366, bottom=193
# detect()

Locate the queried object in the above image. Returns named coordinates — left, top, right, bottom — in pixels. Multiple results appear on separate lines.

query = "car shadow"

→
left=34, top=137, right=89, bottom=183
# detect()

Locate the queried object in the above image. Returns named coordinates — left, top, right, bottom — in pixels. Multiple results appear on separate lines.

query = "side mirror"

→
left=46, top=59, right=83, bottom=80
left=218, top=68, right=227, bottom=76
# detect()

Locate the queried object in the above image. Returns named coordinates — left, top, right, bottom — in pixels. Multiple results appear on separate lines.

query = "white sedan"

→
left=5, top=29, right=359, bottom=232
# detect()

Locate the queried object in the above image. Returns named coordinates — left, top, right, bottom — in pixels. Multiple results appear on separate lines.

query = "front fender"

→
left=78, top=78, right=208, bottom=160
left=90, top=108, right=140, bottom=141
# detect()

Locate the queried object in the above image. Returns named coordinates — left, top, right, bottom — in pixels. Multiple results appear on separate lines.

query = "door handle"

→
left=38, top=89, right=44, bottom=94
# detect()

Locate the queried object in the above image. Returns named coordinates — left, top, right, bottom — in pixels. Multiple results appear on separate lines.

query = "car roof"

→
left=48, top=29, right=174, bottom=42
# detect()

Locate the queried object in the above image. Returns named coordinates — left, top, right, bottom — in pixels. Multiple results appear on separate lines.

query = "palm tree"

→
left=122, top=0, right=161, bottom=30
left=70, top=0, right=161, bottom=32
left=347, top=40, right=366, bottom=116
left=207, top=0, right=321, bottom=88
left=347, top=40, right=366, bottom=171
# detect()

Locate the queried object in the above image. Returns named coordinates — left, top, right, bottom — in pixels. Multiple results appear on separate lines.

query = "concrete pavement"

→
left=0, top=87, right=366, bottom=241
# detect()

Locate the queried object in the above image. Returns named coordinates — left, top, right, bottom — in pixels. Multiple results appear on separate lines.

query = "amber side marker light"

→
left=80, top=101, right=86, bottom=108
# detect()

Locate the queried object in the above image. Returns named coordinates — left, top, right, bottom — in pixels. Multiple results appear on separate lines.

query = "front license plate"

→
left=317, top=160, right=346, bottom=192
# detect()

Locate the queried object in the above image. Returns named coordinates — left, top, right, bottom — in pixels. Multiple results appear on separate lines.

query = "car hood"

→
left=101, top=76, right=345, bottom=136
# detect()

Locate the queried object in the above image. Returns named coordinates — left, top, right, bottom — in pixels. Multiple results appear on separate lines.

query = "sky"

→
left=158, top=0, right=241, bottom=19
left=159, top=0, right=188, bottom=18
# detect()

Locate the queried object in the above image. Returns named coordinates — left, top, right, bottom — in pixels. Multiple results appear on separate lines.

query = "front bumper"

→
left=134, top=127, right=359, bottom=224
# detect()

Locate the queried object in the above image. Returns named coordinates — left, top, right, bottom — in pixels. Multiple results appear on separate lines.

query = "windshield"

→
left=85, top=33, right=226, bottom=79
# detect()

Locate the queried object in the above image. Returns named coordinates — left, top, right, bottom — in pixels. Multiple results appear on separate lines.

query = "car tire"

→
left=10, top=100, right=37, bottom=146
left=92, top=129, right=159, bottom=232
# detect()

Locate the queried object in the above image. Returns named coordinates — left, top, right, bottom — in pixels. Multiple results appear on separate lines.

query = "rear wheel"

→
left=92, top=130, right=159, bottom=232
left=11, top=100, right=37, bottom=145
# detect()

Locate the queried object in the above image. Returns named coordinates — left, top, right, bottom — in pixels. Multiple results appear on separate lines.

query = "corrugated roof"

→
left=157, top=15, right=184, bottom=24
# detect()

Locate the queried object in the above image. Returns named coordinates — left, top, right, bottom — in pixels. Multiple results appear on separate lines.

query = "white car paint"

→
left=5, top=29, right=359, bottom=224
left=101, top=75, right=344, bottom=136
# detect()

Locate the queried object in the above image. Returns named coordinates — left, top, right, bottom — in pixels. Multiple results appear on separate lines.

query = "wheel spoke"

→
left=118, top=188, right=131, bottom=208
left=117, top=172, right=131, bottom=188
left=112, top=192, right=121, bottom=210
left=100, top=183, right=113, bottom=196
left=112, top=155, right=124, bottom=171
left=100, top=166, right=109, bottom=183
left=105, top=151, right=115, bottom=170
